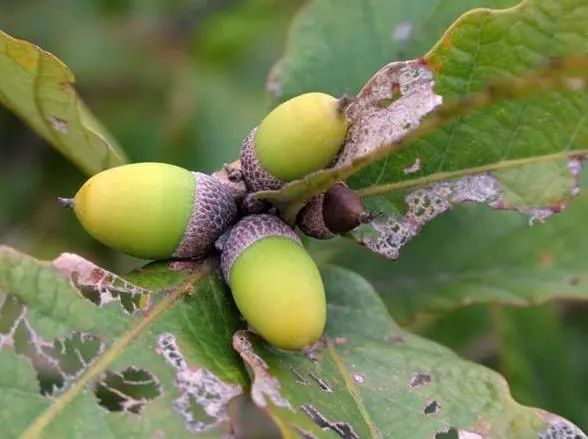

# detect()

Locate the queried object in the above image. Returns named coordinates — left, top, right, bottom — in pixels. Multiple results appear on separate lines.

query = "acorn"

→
left=297, top=183, right=368, bottom=239
left=220, top=214, right=326, bottom=350
left=241, top=92, right=350, bottom=191
left=60, top=162, right=237, bottom=260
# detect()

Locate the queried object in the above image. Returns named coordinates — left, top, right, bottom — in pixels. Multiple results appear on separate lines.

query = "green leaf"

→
left=233, top=266, right=586, bottom=438
left=0, top=247, right=247, bottom=438
left=260, top=55, right=587, bottom=222
left=350, top=0, right=588, bottom=195
left=270, top=0, right=518, bottom=101
left=493, top=305, right=586, bottom=428
left=258, top=0, right=588, bottom=248
left=0, top=30, right=126, bottom=175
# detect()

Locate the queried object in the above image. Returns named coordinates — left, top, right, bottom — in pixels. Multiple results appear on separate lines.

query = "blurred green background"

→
left=0, top=0, right=303, bottom=270
left=1, top=0, right=586, bottom=432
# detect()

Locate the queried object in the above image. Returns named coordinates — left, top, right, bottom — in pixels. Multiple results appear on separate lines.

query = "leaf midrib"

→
left=356, top=149, right=588, bottom=198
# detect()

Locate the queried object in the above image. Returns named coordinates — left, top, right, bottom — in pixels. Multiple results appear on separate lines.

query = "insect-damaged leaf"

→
left=234, top=266, right=586, bottom=439
left=260, top=0, right=588, bottom=259
left=0, top=30, right=126, bottom=175
left=0, top=247, right=247, bottom=438
left=353, top=158, right=583, bottom=260
left=323, top=170, right=588, bottom=324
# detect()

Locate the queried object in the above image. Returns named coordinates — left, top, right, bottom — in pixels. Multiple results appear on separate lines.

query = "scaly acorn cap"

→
left=64, top=163, right=237, bottom=260
left=240, top=127, right=285, bottom=192
left=220, top=214, right=326, bottom=350
left=220, top=214, right=300, bottom=282
left=174, top=171, right=238, bottom=259
left=296, top=193, right=336, bottom=240
left=297, top=182, right=366, bottom=239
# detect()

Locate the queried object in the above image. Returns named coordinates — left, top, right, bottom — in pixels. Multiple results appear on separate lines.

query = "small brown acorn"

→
left=297, top=183, right=368, bottom=239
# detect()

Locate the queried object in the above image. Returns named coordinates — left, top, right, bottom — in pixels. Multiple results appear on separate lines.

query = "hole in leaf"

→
left=13, top=317, right=64, bottom=395
left=409, top=372, right=432, bottom=389
left=436, top=428, right=458, bottom=439
left=1, top=293, right=105, bottom=395
left=43, top=332, right=104, bottom=378
left=376, top=83, right=402, bottom=108
left=94, top=367, right=161, bottom=414
left=424, top=400, right=441, bottom=415
left=288, top=366, right=307, bottom=385
left=301, top=404, right=359, bottom=439
left=308, top=372, right=333, bottom=392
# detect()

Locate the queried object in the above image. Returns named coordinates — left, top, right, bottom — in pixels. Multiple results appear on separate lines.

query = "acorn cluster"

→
left=61, top=92, right=368, bottom=350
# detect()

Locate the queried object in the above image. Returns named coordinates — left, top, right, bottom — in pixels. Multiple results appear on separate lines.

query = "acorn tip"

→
left=58, top=197, right=75, bottom=209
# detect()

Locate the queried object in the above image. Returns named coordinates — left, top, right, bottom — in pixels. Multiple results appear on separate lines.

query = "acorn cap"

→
left=296, top=193, right=336, bottom=240
left=174, top=172, right=238, bottom=259
left=220, top=214, right=300, bottom=283
left=297, top=183, right=365, bottom=239
left=240, top=128, right=285, bottom=192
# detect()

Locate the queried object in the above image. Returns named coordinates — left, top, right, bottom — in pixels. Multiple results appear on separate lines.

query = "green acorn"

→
left=297, top=183, right=368, bottom=239
left=241, top=92, right=350, bottom=191
left=221, top=214, right=326, bottom=350
left=60, top=162, right=237, bottom=260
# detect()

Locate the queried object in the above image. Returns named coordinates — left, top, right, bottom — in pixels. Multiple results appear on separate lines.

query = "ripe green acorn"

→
left=241, top=92, right=350, bottom=191
left=221, top=214, right=326, bottom=350
left=61, top=162, right=237, bottom=260
left=297, top=183, right=368, bottom=239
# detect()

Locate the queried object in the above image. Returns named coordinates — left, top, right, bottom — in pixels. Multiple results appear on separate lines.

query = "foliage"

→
left=1, top=0, right=587, bottom=437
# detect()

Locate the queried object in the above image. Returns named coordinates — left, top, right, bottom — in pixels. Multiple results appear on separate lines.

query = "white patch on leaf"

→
left=357, top=157, right=585, bottom=259
left=359, top=174, right=501, bottom=259
left=53, top=253, right=149, bottom=313
left=540, top=412, right=587, bottom=439
left=458, top=431, right=483, bottom=439
left=352, top=373, right=365, bottom=384
left=403, top=157, right=422, bottom=175
left=337, top=59, right=442, bottom=166
left=48, top=116, right=69, bottom=133
left=157, top=333, right=241, bottom=433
